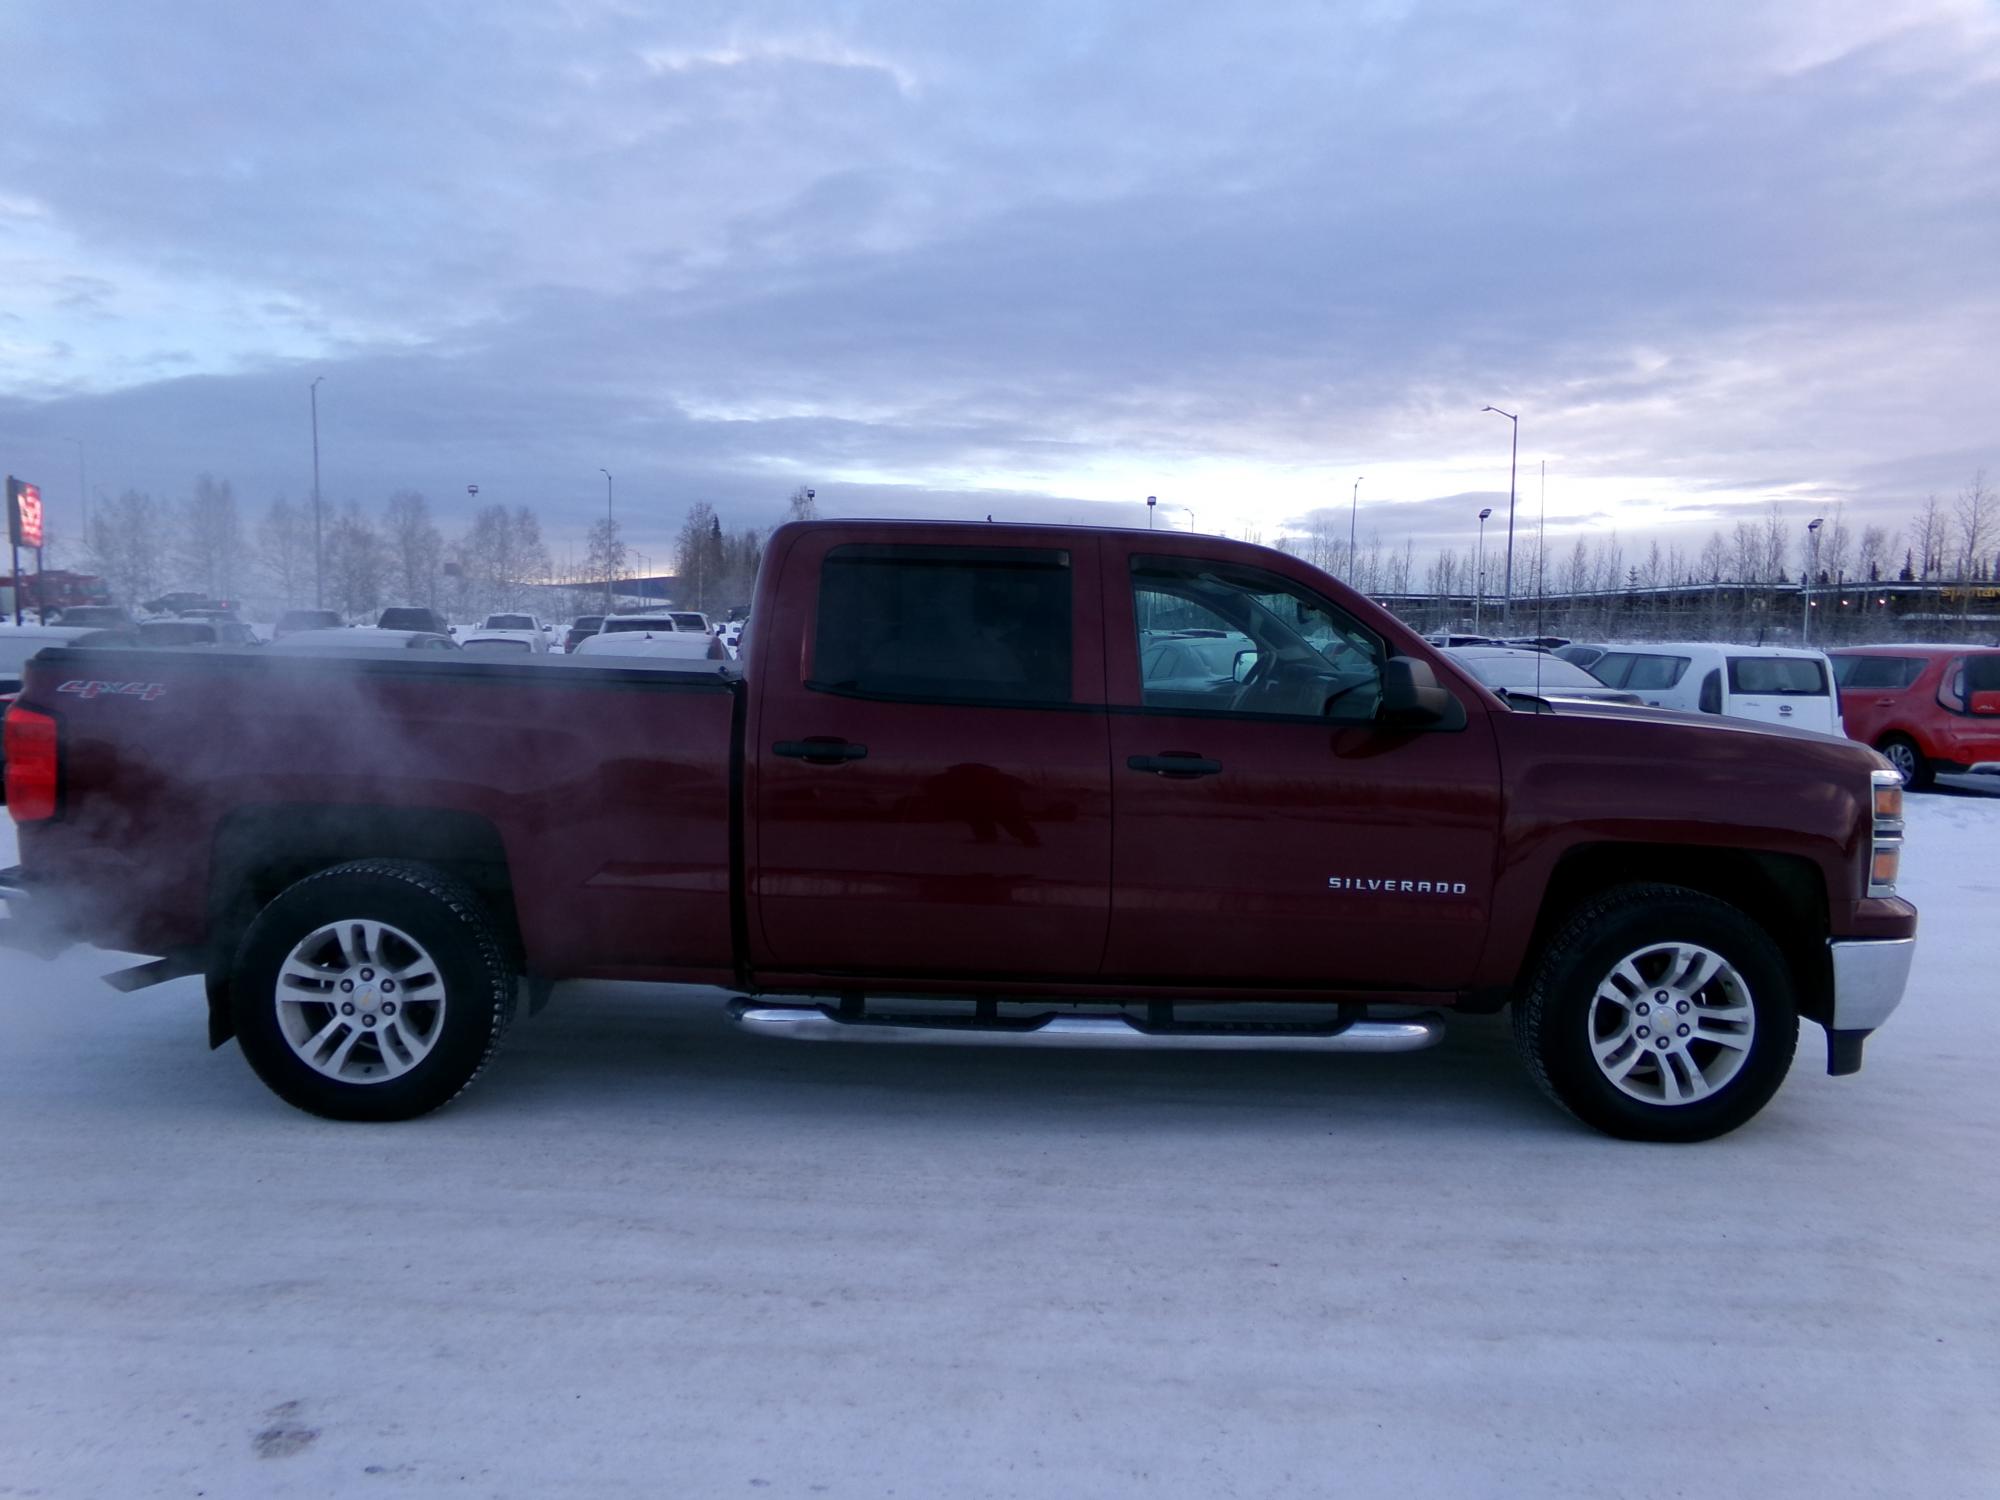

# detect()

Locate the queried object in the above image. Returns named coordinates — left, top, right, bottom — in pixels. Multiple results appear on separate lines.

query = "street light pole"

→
left=1349, top=476, right=1362, bottom=579
left=310, top=377, right=325, bottom=609
left=1146, top=495, right=1157, bottom=529
left=1481, top=406, right=1518, bottom=623
left=1475, top=507, right=1493, bottom=633
left=600, top=468, right=614, bottom=611
left=1804, top=516, right=1824, bottom=643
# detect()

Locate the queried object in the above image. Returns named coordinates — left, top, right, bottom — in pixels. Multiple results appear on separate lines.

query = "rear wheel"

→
left=230, top=860, right=515, bottom=1121
left=1875, top=734, right=1932, bottom=790
left=1514, top=884, right=1798, bottom=1142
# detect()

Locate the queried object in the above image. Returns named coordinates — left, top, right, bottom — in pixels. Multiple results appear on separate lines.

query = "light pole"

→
left=1146, top=495, right=1157, bottom=529
left=310, top=376, right=325, bottom=608
left=599, top=468, right=614, bottom=610
left=1481, top=406, right=1518, bottom=623
left=1475, top=507, right=1493, bottom=632
left=68, top=437, right=87, bottom=545
left=1804, top=516, right=1824, bottom=642
left=1348, top=476, right=1362, bottom=579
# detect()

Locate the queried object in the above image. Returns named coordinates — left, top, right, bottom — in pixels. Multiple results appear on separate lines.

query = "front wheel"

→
left=1514, top=884, right=1798, bottom=1142
left=1875, top=735, right=1933, bottom=791
left=230, top=860, right=516, bottom=1121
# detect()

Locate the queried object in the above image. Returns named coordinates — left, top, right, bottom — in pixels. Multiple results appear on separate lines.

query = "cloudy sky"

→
left=2, top=0, right=1996, bottom=574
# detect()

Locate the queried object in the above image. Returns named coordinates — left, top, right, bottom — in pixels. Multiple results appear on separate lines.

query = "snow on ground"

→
left=1, top=793, right=1996, bottom=1500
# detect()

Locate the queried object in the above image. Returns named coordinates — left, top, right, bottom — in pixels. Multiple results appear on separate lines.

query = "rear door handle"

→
left=772, top=738, right=868, bottom=764
left=1127, top=753, right=1223, bottom=778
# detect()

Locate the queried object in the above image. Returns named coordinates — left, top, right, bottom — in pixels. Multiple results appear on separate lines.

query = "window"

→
left=1833, top=655, right=1925, bottom=689
left=1623, top=654, right=1690, bottom=691
left=811, top=544, right=1072, bottom=705
left=1590, top=653, right=1635, bottom=688
left=1966, top=654, right=2000, bottom=694
left=1130, top=555, right=1383, bottom=719
left=1698, top=669, right=1723, bottom=714
left=1728, top=656, right=1828, bottom=695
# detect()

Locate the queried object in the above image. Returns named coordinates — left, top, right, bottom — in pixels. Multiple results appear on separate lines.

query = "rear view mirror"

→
left=1380, top=656, right=1451, bottom=723
left=1971, top=690, right=2000, bottom=716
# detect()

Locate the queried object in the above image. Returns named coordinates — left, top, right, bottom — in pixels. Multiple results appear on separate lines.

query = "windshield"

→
left=1459, top=653, right=1607, bottom=691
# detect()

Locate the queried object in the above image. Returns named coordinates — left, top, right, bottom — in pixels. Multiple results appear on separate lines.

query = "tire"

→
left=230, top=859, right=515, bottom=1121
left=1513, top=883, right=1798, bottom=1142
left=1875, top=734, right=1933, bottom=791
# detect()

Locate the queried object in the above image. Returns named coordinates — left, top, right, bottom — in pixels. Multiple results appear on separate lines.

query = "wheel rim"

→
left=273, top=919, right=448, bottom=1084
left=1881, top=741, right=1917, bottom=782
left=1587, top=941, right=1754, bottom=1106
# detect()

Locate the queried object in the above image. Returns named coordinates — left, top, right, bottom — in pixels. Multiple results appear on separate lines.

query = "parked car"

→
left=274, top=609, right=343, bottom=638
left=3, top=519, right=1914, bottom=1142
left=266, top=628, right=459, bottom=653
left=467, top=614, right=551, bottom=653
left=1828, top=645, right=2000, bottom=788
left=49, top=605, right=135, bottom=628
left=562, top=615, right=605, bottom=653
left=580, top=617, right=728, bottom=660
left=1445, top=647, right=1646, bottom=706
left=376, top=607, right=455, bottom=636
left=136, top=620, right=260, bottom=648
left=1585, top=644, right=1843, bottom=736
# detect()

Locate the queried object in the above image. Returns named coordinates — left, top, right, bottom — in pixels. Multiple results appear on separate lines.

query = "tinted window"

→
left=1966, top=655, right=2000, bottom=694
left=1590, top=653, right=1634, bottom=688
left=602, top=617, right=676, bottom=634
left=1131, top=555, right=1382, bottom=719
left=1622, top=654, right=1690, bottom=690
left=484, top=614, right=536, bottom=630
left=1729, top=657, right=1828, bottom=695
left=378, top=609, right=442, bottom=632
left=1833, top=655, right=1925, bottom=689
left=1698, top=669, right=1723, bottom=714
left=813, top=544, right=1072, bottom=704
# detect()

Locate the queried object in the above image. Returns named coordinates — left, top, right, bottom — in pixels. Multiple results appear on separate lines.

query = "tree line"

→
left=79, top=480, right=822, bottom=622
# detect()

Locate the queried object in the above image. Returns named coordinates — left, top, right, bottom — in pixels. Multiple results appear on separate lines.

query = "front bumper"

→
left=1828, top=936, right=1916, bottom=1032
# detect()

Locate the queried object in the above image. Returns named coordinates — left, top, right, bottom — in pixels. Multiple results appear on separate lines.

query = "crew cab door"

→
left=1100, top=540, right=1502, bottom=991
left=749, top=532, right=1112, bottom=979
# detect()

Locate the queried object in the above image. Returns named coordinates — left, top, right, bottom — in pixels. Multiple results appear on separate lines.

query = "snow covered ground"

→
left=1, top=792, right=1996, bottom=1499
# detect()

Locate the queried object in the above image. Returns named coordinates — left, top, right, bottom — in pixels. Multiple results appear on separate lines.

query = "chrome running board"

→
left=727, top=999, right=1443, bottom=1053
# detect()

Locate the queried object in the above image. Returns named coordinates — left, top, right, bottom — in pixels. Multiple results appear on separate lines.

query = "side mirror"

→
left=1233, top=648, right=1259, bottom=684
left=1380, top=656, right=1451, bottom=723
left=1971, top=690, right=2000, bottom=716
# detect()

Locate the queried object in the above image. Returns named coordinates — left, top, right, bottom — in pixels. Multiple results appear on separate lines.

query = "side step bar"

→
left=727, top=999, right=1444, bottom=1053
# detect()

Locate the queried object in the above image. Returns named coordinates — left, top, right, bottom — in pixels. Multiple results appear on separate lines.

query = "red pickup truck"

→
left=2, top=520, right=1917, bottom=1140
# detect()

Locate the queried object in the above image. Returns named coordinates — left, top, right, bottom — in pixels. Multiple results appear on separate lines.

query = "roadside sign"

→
left=7, top=476, right=43, bottom=548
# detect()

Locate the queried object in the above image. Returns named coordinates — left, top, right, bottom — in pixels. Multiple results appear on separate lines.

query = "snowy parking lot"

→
left=2, top=791, right=1996, bottom=1499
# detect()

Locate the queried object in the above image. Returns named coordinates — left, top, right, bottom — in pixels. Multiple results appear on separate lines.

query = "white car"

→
left=264, top=628, right=460, bottom=653
left=575, top=618, right=723, bottom=661
left=469, top=613, right=553, bottom=653
left=1584, top=643, right=1844, bottom=735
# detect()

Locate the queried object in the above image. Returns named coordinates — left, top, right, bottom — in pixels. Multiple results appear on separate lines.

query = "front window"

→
left=1130, top=555, right=1383, bottom=719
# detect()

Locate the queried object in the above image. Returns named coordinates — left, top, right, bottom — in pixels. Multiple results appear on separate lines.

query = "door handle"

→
left=1127, top=753, right=1222, bottom=777
left=772, top=738, right=869, bottom=764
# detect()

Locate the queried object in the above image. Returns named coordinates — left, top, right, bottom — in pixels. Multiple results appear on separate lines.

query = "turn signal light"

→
left=3, top=705, right=58, bottom=822
left=1871, top=847, right=1901, bottom=889
left=1873, top=782, right=1903, bottom=821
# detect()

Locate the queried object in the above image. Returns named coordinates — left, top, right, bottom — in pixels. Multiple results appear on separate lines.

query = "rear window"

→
left=1831, top=655, right=1925, bottom=689
left=1967, top=655, right=2000, bottom=694
left=1728, top=657, right=1828, bottom=695
left=464, top=637, right=533, bottom=653
left=812, top=543, right=1072, bottom=705
left=602, top=617, right=676, bottom=634
left=484, top=615, right=536, bottom=631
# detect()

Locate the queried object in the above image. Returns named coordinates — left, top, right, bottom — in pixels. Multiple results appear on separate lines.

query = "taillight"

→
left=3, top=705, right=58, bottom=822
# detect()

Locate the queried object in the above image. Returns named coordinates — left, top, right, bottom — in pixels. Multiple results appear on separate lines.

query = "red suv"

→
left=1829, top=646, right=2000, bottom=788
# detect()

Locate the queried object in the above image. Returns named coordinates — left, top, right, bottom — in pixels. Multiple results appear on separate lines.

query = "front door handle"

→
left=772, top=738, right=869, bottom=764
left=1127, top=753, right=1222, bottom=778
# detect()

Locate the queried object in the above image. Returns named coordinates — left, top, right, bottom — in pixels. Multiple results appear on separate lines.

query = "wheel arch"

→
left=204, top=803, right=521, bottom=1048
left=1517, top=842, right=1831, bottom=1024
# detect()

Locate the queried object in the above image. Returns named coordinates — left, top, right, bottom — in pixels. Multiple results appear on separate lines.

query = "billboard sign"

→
left=7, top=477, right=43, bottom=549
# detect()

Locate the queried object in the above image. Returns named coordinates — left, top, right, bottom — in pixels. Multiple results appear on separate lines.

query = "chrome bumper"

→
left=1828, top=937, right=1915, bottom=1032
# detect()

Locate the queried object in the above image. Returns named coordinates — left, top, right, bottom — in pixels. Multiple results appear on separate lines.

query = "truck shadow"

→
left=477, top=983, right=1568, bottom=1139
